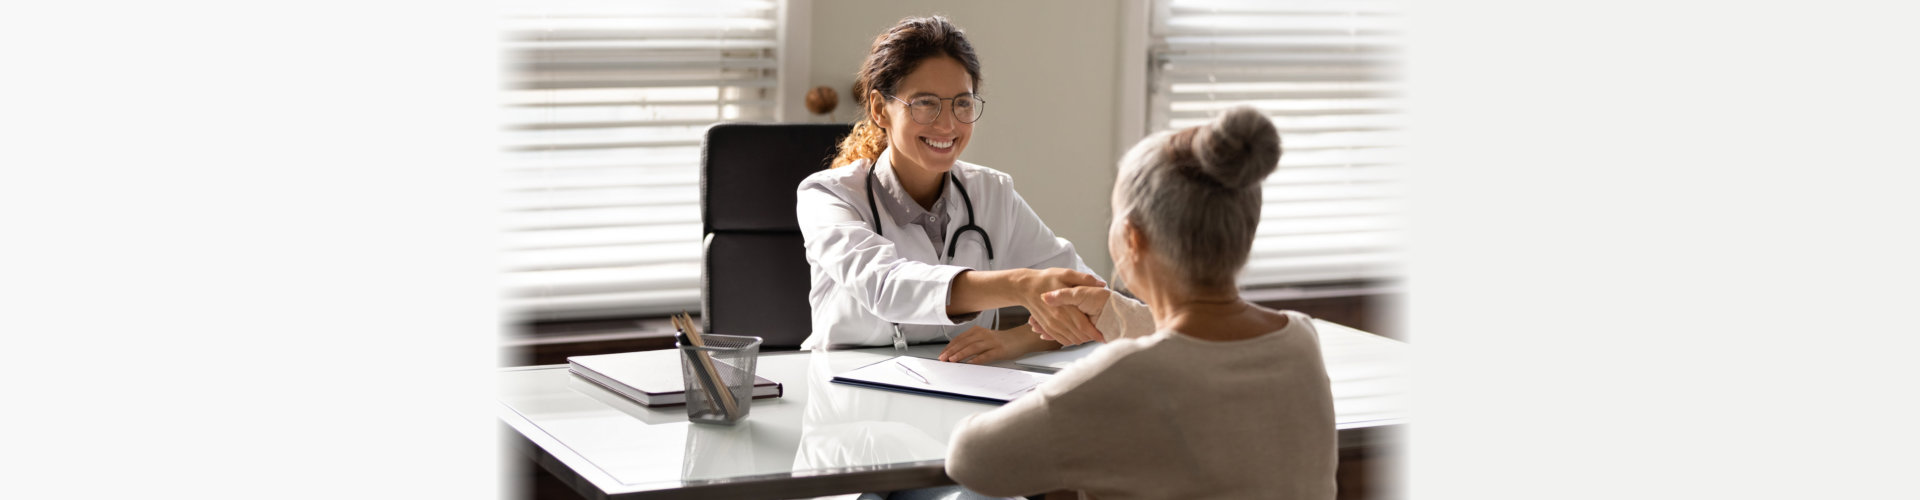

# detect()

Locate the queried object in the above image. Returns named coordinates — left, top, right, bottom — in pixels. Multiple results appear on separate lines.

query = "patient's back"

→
left=946, top=310, right=1336, bottom=499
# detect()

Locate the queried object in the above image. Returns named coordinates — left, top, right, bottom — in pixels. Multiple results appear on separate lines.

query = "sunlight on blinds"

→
left=1150, top=0, right=1405, bottom=286
left=502, top=0, right=779, bottom=321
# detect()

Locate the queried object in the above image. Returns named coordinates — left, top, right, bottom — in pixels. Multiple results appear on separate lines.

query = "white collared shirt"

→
left=872, top=162, right=952, bottom=255
left=794, top=148, right=1098, bottom=349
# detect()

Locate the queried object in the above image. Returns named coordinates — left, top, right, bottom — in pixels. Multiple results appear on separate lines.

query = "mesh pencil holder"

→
left=677, top=334, right=763, bottom=425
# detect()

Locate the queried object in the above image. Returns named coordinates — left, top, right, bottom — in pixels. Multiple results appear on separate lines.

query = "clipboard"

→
left=830, top=356, right=1051, bottom=405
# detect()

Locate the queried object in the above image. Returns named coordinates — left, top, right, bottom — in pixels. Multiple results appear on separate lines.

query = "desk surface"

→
left=498, top=319, right=1408, bottom=500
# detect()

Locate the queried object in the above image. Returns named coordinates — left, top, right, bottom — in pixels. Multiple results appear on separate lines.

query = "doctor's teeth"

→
left=922, top=137, right=954, bottom=148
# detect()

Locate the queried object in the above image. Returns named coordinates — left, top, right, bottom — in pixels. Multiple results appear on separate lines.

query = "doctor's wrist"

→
left=1026, top=328, right=1064, bottom=352
left=946, top=269, right=1021, bottom=316
left=1000, top=324, right=1058, bottom=356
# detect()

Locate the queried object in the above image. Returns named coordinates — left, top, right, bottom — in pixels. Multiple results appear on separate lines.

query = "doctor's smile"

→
left=919, top=134, right=957, bottom=154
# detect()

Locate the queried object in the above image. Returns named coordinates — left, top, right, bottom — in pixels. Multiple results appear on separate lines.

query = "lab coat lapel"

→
left=895, top=218, right=940, bottom=264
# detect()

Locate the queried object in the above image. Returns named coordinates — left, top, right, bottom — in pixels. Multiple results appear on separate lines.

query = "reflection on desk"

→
left=498, top=319, right=1407, bottom=499
left=794, top=352, right=951, bottom=472
left=500, top=348, right=1009, bottom=497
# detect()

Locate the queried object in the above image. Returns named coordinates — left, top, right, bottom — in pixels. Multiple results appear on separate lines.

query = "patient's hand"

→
left=1007, top=268, right=1105, bottom=347
left=939, top=325, right=1053, bottom=365
left=1034, top=286, right=1111, bottom=343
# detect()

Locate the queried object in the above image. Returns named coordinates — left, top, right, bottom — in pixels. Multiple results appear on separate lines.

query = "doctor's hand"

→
left=1035, top=286, right=1112, bottom=343
left=1010, top=268, right=1106, bottom=347
left=939, top=324, right=1054, bottom=364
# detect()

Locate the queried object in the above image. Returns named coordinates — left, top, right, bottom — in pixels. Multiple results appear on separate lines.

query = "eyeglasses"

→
left=885, top=93, right=986, bottom=124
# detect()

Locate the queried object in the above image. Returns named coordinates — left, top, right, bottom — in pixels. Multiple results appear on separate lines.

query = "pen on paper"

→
left=896, top=361, right=931, bottom=384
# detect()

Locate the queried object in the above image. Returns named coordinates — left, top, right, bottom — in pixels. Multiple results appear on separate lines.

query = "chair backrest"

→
left=700, top=123, right=854, bottom=350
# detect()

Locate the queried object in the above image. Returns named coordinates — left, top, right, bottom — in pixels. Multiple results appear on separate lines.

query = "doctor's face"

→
left=876, top=55, right=976, bottom=175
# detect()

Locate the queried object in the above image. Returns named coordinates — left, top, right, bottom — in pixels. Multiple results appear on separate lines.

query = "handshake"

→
left=937, top=268, right=1121, bottom=365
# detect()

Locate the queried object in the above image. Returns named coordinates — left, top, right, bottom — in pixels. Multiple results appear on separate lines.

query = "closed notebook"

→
left=567, top=349, right=782, bottom=407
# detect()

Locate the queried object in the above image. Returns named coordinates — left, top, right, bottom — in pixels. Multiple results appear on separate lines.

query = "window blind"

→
left=502, top=1, right=780, bottom=322
left=1148, top=0, right=1405, bottom=287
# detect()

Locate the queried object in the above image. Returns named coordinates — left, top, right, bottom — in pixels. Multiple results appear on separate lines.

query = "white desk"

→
left=498, top=319, right=1408, bottom=499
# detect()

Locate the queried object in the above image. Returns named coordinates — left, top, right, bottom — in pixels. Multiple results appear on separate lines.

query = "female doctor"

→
left=795, top=15, right=1106, bottom=363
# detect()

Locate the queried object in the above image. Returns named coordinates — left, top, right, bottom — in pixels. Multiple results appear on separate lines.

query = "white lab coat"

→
left=794, top=149, right=1098, bottom=350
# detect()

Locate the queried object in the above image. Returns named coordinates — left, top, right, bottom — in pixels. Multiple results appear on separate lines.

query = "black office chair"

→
left=700, top=123, right=854, bottom=350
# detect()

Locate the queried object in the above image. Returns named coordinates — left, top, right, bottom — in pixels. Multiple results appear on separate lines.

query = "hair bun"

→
left=1189, top=105, right=1281, bottom=188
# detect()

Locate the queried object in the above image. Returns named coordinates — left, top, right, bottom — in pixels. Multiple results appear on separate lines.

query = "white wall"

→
left=807, top=1, right=1125, bottom=277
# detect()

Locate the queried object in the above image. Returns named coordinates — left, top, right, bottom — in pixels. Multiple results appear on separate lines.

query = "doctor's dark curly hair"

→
left=829, top=15, right=983, bottom=168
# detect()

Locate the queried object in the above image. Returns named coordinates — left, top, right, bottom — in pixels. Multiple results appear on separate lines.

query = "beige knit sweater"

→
left=945, top=294, right=1336, bottom=499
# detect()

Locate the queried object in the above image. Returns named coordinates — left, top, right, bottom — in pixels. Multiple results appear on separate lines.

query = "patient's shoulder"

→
left=1033, top=335, right=1169, bottom=397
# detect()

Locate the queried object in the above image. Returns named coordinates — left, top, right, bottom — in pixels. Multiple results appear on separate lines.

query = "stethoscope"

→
left=864, top=164, right=997, bottom=349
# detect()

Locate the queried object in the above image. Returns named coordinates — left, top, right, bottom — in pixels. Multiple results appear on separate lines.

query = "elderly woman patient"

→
left=944, top=106, right=1337, bottom=499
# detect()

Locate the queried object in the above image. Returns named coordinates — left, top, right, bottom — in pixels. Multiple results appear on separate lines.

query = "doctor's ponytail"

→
left=830, top=15, right=982, bottom=169
left=834, top=119, right=889, bottom=169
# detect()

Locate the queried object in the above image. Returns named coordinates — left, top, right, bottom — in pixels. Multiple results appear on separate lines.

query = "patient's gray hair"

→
left=1114, top=105, right=1281, bottom=290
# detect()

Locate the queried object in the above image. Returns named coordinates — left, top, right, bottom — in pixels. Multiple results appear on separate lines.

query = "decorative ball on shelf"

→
left=804, top=85, right=838, bottom=116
